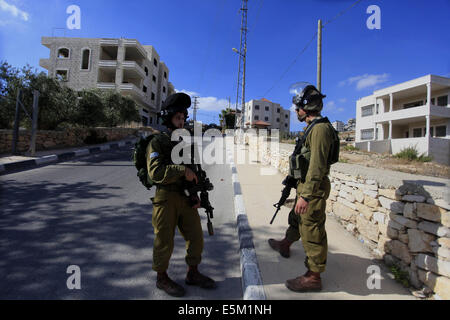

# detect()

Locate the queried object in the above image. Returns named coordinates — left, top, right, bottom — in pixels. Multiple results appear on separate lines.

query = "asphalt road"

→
left=0, top=143, right=242, bottom=300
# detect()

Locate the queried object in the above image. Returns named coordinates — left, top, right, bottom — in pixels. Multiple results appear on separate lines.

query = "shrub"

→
left=344, top=145, right=359, bottom=152
left=394, top=146, right=432, bottom=162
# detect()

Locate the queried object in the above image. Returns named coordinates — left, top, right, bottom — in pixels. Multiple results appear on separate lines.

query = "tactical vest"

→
left=289, top=117, right=340, bottom=182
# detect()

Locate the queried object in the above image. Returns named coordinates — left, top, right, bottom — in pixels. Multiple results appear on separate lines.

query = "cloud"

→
left=339, top=98, right=347, bottom=103
left=0, top=0, right=29, bottom=21
left=339, top=73, right=389, bottom=90
left=324, top=101, right=345, bottom=114
left=176, top=89, right=230, bottom=112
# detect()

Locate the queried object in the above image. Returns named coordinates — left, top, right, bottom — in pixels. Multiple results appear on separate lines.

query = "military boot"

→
left=285, top=270, right=322, bottom=292
left=268, top=238, right=293, bottom=258
left=186, top=266, right=217, bottom=289
left=156, top=272, right=186, bottom=297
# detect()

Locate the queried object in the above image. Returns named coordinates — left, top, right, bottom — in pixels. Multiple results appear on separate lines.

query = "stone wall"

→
left=251, top=138, right=450, bottom=299
left=0, top=127, right=145, bottom=154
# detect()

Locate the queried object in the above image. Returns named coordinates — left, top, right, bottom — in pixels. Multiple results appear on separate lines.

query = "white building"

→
left=332, top=121, right=345, bottom=132
left=355, top=74, right=450, bottom=165
left=243, top=98, right=291, bottom=133
left=40, top=37, right=173, bottom=127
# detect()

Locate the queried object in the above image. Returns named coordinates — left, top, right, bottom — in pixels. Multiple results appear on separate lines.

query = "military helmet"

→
left=160, top=93, right=191, bottom=127
left=290, top=82, right=326, bottom=113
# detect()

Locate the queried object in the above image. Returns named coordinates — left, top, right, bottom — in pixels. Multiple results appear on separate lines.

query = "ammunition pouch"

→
left=289, top=153, right=309, bottom=182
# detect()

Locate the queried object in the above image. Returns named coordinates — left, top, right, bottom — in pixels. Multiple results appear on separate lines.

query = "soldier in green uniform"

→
left=147, top=93, right=216, bottom=297
left=268, top=83, right=338, bottom=292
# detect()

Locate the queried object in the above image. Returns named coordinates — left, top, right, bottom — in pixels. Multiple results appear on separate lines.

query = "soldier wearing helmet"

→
left=269, top=83, right=339, bottom=292
left=147, top=93, right=216, bottom=297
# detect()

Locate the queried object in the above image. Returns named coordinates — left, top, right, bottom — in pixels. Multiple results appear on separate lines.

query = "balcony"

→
left=39, top=58, right=51, bottom=70
left=120, top=83, right=145, bottom=103
left=98, top=60, right=118, bottom=68
left=97, top=82, right=116, bottom=90
left=122, top=61, right=145, bottom=79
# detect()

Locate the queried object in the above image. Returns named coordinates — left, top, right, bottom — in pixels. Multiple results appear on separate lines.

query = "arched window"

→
left=81, top=48, right=91, bottom=70
left=58, top=48, right=70, bottom=59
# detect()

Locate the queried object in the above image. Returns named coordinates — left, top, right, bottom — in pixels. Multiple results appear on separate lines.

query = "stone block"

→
left=364, top=195, right=379, bottom=209
left=337, top=197, right=357, bottom=211
left=437, top=238, right=450, bottom=249
left=389, top=240, right=412, bottom=264
left=415, top=254, right=450, bottom=278
left=356, top=215, right=379, bottom=242
left=353, top=190, right=364, bottom=203
left=418, top=270, right=450, bottom=300
left=363, top=190, right=379, bottom=199
left=379, top=197, right=405, bottom=214
left=372, top=212, right=385, bottom=225
left=379, top=188, right=402, bottom=201
left=402, top=195, right=426, bottom=203
left=333, top=201, right=357, bottom=223
left=387, top=226, right=399, bottom=240
left=390, top=214, right=418, bottom=229
left=403, top=202, right=418, bottom=220
left=355, top=202, right=374, bottom=220
left=417, top=203, right=447, bottom=223
left=398, top=233, right=409, bottom=244
left=408, top=229, right=434, bottom=253
left=418, top=221, right=450, bottom=238
left=426, top=198, right=450, bottom=211
left=433, top=246, right=450, bottom=261
left=378, top=235, right=390, bottom=254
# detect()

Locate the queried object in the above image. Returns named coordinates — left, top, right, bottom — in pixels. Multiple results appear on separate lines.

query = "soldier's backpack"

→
left=133, top=135, right=156, bottom=190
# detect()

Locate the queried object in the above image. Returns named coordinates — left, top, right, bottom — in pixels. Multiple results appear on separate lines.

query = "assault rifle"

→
left=270, top=176, right=298, bottom=224
left=183, top=142, right=215, bottom=236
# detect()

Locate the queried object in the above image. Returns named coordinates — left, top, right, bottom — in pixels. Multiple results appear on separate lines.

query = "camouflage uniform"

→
left=285, top=117, right=333, bottom=273
left=147, top=132, right=204, bottom=273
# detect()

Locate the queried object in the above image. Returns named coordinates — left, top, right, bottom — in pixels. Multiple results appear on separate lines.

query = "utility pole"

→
left=234, top=0, right=248, bottom=130
left=193, top=96, right=199, bottom=123
left=317, top=19, right=322, bottom=92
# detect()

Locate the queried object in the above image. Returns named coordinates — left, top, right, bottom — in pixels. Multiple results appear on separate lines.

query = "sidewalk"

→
left=234, top=146, right=417, bottom=300
left=0, top=136, right=137, bottom=175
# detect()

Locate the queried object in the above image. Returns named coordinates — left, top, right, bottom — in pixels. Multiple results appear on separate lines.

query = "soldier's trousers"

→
left=285, top=177, right=331, bottom=273
left=151, top=188, right=204, bottom=273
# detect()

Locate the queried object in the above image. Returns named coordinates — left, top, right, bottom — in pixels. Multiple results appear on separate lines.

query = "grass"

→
left=343, top=145, right=359, bottom=152
left=339, top=157, right=349, bottom=163
left=394, top=146, right=432, bottom=163
left=389, top=265, right=410, bottom=288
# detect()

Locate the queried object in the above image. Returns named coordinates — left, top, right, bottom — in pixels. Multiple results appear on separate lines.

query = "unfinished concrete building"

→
left=40, top=37, right=174, bottom=127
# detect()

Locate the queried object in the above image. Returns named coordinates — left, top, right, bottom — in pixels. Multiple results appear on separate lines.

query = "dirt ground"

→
left=340, top=149, right=450, bottom=179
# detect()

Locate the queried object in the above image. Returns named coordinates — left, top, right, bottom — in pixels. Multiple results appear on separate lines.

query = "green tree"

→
left=98, top=90, right=141, bottom=127
left=76, top=89, right=107, bottom=127
left=219, top=107, right=236, bottom=130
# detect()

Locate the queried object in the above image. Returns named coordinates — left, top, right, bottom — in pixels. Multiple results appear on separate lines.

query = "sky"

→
left=0, top=0, right=449, bottom=132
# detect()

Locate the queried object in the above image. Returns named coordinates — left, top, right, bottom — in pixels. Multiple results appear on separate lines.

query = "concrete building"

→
left=243, top=98, right=291, bottom=133
left=39, top=37, right=171, bottom=127
left=355, top=74, right=450, bottom=165
left=332, top=120, right=345, bottom=132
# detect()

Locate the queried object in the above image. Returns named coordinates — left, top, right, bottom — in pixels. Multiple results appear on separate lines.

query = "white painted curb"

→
left=35, top=155, right=58, bottom=165
left=228, top=145, right=266, bottom=300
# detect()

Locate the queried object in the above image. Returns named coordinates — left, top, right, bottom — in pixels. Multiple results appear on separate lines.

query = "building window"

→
left=58, top=48, right=70, bottom=59
left=437, top=95, right=448, bottom=107
left=403, top=100, right=423, bottom=109
left=361, top=105, right=374, bottom=117
left=154, top=59, right=158, bottom=67
left=56, top=70, right=68, bottom=82
left=413, top=128, right=422, bottom=138
left=277, top=108, right=280, bottom=113
left=361, top=129, right=374, bottom=140
left=149, top=117, right=153, bottom=124
left=265, top=106, right=269, bottom=111
left=255, top=105, right=260, bottom=110
left=164, top=71, right=167, bottom=79
left=152, top=75, right=156, bottom=82
left=254, top=115, right=259, bottom=120
left=142, top=116, right=148, bottom=126
left=145, top=67, right=149, bottom=76
left=142, top=108, right=149, bottom=114
left=265, top=117, right=269, bottom=121
left=81, top=49, right=91, bottom=70
left=151, top=92, right=155, bottom=100
left=285, top=114, right=288, bottom=119
left=436, top=126, right=447, bottom=137
left=285, top=124, right=288, bottom=128
left=163, top=86, right=166, bottom=93
left=143, top=86, right=147, bottom=93
left=276, top=118, right=280, bottom=122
